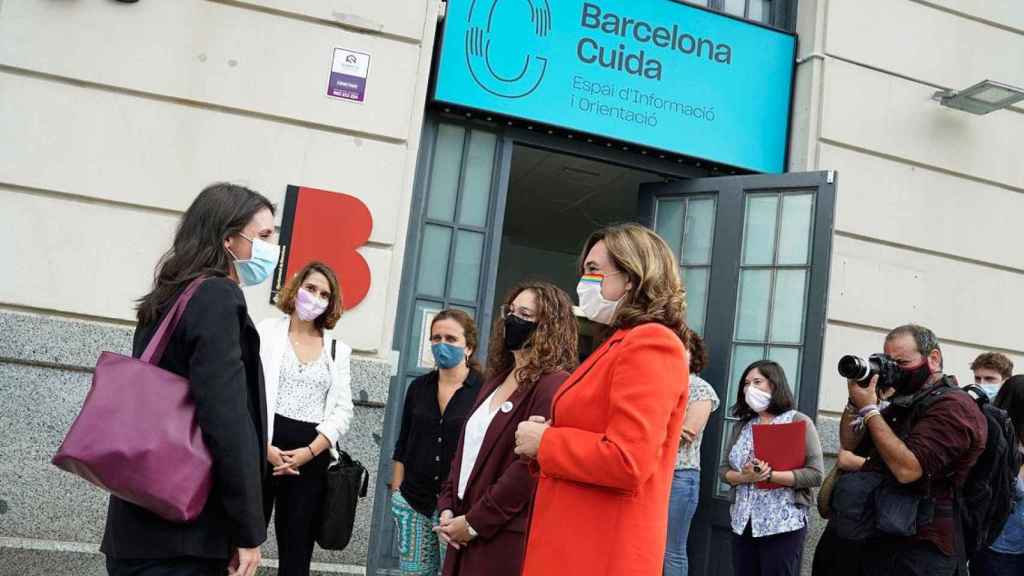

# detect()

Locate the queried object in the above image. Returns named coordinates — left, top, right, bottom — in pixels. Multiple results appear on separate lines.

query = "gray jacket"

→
left=717, top=411, right=824, bottom=509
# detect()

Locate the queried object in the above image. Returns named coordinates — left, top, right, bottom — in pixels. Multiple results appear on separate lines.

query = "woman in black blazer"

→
left=102, top=183, right=279, bottom=576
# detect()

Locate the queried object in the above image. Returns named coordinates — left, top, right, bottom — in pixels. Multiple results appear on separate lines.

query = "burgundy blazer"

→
left=437, top=370, right=569, bottom=576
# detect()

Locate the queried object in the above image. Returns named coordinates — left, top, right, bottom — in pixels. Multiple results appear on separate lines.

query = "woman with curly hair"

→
left=514, top=223, right=690, bottom=576
left=256, top=261, right=354, bottom=576
left=434, top=281, right=578, bottom=576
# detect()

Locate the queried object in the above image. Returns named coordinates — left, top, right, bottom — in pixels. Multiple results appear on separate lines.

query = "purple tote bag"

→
left=52, top=277, right=213, bottom=522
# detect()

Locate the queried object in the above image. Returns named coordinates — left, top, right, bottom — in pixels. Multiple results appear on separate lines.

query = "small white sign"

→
left=418, top=309, right=441, bottom=369
left=327, top=47, right=370, bottom=103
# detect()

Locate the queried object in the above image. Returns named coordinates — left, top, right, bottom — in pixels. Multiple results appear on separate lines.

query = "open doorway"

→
left=494, top=145, right=671, bottom=356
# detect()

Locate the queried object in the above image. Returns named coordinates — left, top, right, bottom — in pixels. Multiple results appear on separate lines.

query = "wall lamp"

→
left=933, top=80, right=1024, bottom=115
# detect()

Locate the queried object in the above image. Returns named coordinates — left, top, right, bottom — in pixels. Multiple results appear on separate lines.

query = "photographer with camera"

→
left=831, top=324, right=987, bottom=576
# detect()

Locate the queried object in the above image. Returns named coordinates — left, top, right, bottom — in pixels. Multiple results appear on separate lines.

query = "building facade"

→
left=1, top=1, right=1021, bottom=575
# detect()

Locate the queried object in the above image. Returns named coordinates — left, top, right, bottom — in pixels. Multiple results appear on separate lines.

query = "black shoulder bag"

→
left=316, top=340, right=370, bottom=551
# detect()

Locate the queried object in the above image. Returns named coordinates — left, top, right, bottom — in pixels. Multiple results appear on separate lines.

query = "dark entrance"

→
left=367, top=116, right=836, bottom=576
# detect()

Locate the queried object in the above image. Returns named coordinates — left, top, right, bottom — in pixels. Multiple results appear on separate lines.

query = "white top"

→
left=458, top=389, right=500, bottom=500
left=256, top=316, right=354, bottom=460
left=275, top=342, right=332, bottom=424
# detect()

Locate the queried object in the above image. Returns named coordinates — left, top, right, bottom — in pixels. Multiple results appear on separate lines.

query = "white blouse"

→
left=275, top=342, right=332, bottom=425
left=457, top=389, right=500, bottom=500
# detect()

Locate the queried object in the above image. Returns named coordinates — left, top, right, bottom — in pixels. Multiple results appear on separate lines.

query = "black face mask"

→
left=895, top=359, right=933, bottom=394
left=504, top=314, right=538, bottom=352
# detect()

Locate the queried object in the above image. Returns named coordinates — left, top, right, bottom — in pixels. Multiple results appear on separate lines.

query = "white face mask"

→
left=576, top=274, right=622, bottom=325
left=745, top=386, right=772, bottom=413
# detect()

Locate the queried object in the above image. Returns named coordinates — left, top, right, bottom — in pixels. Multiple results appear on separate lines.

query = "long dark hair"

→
left=994, top=375, right=1024, bottom=445
left=485, top=281, right=579, bottom=390
left=732, top=360, right=796, bottom=420
left=137, top=183, right=274, bottom=325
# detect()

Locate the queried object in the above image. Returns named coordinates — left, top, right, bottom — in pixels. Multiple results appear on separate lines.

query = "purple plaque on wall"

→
left=327, top=48, right=370, bottom=103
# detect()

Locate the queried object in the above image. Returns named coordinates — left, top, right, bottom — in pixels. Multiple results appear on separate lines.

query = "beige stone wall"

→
left=791, top=0, right=1024, bottom=415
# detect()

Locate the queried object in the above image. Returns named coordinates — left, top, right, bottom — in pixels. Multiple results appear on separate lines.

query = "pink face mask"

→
left=295, top=288, right=328, bottom=322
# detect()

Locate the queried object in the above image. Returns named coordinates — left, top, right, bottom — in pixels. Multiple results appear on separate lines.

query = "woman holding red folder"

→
left=720, top=360, right=823, bottom=576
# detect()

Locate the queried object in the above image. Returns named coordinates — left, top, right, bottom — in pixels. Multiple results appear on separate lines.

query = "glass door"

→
left=640, top=171, right=836, bottom=576
left=367, top=120, right=509, bottom=574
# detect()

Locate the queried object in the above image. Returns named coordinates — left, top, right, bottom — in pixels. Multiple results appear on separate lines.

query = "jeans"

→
left=663, top=468, right=700, bottom=576
left=732, top=524, right=806, bottom=576
left=970, top=547, right=1024, bottom=576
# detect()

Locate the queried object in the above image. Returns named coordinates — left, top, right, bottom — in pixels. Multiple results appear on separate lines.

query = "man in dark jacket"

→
left=840, top=324, right=986, bottom=576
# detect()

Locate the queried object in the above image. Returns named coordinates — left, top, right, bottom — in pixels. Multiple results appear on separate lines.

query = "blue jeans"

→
left=971, top=547, right=1024, bottom=576
left=664, top=468, right=700, bottom=576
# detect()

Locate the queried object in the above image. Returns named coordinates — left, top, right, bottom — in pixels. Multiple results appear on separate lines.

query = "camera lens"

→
left=838, top=355, right=870, bottom=381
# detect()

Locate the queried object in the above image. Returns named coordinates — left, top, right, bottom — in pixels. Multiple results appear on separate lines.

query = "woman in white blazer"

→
left=256, top=261, right=354, bottom=576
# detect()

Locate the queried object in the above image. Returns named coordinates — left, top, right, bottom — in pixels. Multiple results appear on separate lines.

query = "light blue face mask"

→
left=229, top=233, right=280, bottom=287
left=431, top=342, right=466, bottom=369
left=981, top=383, right=1001, bottom=400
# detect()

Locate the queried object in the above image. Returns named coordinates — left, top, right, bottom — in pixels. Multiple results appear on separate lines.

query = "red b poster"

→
left=272, top=185, right=373, bottom=310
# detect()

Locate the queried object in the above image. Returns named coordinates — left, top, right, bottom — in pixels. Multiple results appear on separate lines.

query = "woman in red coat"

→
left=434, top=281, right=578, bottom=576
left=515, top=223, right=690, bottom=576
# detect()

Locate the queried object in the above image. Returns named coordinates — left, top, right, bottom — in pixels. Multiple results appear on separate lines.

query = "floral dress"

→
left=728, top=410, right=807, bottom=537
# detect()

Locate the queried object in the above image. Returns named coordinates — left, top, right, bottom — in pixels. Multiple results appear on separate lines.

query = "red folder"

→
left=752, top=420, right=806, bottom=490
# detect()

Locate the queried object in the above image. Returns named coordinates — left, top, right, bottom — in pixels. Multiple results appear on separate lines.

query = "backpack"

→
left=907, top=379, right=1020, bottom=557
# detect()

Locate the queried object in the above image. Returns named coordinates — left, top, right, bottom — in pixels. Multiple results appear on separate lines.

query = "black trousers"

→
left=732, top=524, right=806, bottom=576
left=263, top=414, right=331, bottom=576
left=859, top=538, right=957, bottom=576
left=106, top=557, right=227, bottom=576
left=811, top=524, right=863, bottom=576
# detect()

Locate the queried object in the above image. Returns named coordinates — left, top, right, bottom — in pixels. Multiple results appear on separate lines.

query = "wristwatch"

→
left=466, top=521, right=478, bottom=538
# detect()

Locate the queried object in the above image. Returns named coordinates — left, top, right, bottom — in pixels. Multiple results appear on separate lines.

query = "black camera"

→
left=837, top=353, right=902, bottom=389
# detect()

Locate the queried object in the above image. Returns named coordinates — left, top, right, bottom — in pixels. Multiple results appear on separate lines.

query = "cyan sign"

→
left=434, top=0, right=796, bottom=173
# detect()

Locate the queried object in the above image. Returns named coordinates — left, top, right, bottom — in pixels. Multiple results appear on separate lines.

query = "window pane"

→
left=655, top=199, right=685, bottom=261
left=426, top=124, right=465, bottom=222
left=458, top=130, right=497, bottom=227
left=683, top=266, right=710, bottom=336
left=735, top=270, right=772, bottom=341
left=409, top=300, right=444, bottom=370
left=768, top=346, right=801, bottom=396
left=749, top=0, right=771, bottom=22
left=777, top=194, right=814, bottom=265
left=727, top=344, right=766, bottom=410
left=450, top=230, right=485, bottom=302
left=417, top=224, right=452, bottom=298
left=742, top=194, right=779, bottom=265
left=683, top=197, right=715, bottom=265
left=770, top=270, right=807, bottom=344
left=724, top=0, right=746, bottom=16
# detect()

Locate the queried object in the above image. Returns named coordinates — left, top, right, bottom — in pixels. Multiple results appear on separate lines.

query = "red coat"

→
left=437, top=371, right=569, bottom=576
left=522, top=324, right=689, bottom=576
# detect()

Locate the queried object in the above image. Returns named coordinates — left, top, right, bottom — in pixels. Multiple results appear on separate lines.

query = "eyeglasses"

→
left=503, top=305, right=536, bottom=321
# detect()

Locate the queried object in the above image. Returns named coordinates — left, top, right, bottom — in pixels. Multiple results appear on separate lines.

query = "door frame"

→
left=638, top=171, right=837, bottom=576
left=368, top=111, right=835, bottom=573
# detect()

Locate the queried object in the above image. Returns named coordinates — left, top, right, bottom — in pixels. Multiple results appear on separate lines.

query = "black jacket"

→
left=392, top=370, right=482, bottom=516
left=101, top=277, right=268, bottom=559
